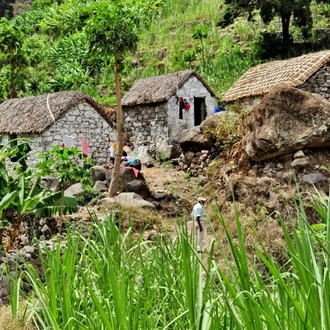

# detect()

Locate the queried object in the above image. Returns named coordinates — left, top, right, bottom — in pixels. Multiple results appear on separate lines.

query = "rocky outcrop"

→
left=243, top=86, right=330, bottom=161
left=179, top=126, right=212, bottom=152
left=114, top=193, right=155, bottom=209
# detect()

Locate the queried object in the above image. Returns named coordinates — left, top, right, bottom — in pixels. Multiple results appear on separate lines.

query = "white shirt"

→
left=109, top=146, right=116, bottom=158
left=191, top=202, right=205, bottom=222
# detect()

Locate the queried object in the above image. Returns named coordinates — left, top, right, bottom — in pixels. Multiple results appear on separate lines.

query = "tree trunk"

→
left=108, top=49, right=124, bottom=198
left=281, top=11, right=291, bottom=42
left=9, top=43, right=15, bottom=99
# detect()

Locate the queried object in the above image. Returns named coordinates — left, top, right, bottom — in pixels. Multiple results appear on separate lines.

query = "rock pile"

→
left=175, top=148, right=218, bottom=177
left=0, top=216, right=62, bottom=305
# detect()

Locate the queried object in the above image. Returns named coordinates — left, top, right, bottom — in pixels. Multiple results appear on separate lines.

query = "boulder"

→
left=243, top=86, right=330, bottom=161
left=106, top=167, right=144, bottom=192
left=91, top=166, right=106, bottom=183
left=179, top=126, right=212, bottom=152
left=93, top=181, right=108, bottom=192
left=99, top=197, right=116, bottom=207
left=64, top=183, right=83, bottom=196
left=114, top=192, right=155, bottom=209
left=301, top=172, right=327, bottom=184
left=200, top=111, right=239, bottom=132
left=156, top=143, right=181, bottom=160
left=123, top=180, right=150, bottom=198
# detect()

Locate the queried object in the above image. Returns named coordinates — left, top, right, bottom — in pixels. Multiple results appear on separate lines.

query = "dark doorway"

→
left=194, top=97, right=206, bottom=126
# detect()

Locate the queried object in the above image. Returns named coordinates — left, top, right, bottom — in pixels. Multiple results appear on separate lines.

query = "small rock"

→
left=301, top=172, right=327, bottom=184
left=291, top=158, right=309, bottom=169
left=293, top=150, right=305, bottom=159
left=152, top=190, right=167, bottom=200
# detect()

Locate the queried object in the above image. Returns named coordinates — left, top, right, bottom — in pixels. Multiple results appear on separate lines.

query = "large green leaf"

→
left=0, top=190, right=18, bottom=213
left=34, top=194, right=78, bottom=218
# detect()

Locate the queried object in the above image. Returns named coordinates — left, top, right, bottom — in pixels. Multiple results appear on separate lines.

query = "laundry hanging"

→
left=184, top=99, right=191, bottom=111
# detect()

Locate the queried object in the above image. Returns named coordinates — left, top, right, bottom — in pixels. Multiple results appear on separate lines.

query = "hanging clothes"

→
left=184, top=99, right=191, bottom=111
left=82, top=139, right=90, bottom=157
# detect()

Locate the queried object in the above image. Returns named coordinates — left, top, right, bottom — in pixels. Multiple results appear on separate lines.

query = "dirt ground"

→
left=139, top=148, right=330, bottom=266
left=140, top=163, right=217, bottom=254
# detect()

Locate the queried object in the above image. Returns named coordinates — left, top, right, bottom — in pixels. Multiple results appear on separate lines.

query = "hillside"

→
left=0, top=0, right=330, bottom=262
left=2, top=0, right=330, bottom=105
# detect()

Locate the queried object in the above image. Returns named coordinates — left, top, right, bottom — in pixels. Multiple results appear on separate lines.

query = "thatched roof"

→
left=0, top=91, right=112, bottom=134
left=222, top=50, right=330, bottom=103
left=122, top=70, right=217, bottom=107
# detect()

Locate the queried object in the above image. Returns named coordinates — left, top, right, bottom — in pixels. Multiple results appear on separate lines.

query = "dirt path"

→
left=140, top=163, right=201, bottom=202
left=141, top=163, right=215, bottom=256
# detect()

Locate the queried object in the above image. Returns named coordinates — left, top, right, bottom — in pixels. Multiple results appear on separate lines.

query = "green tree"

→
left=218, top=0, right=330, bottom=42
left=84, top=0, right=158, bottom=197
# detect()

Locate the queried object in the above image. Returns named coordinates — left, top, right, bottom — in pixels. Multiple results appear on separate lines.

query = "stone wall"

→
left=0, top=215, right=61, bottom=306
left=0, top=246, right=41, bottom=305
left=1, top=102, right=115, bottom=167
left=299, top=62, right=330, bottom=98
left=123, top=103, right=169, bottom=160
left=175, top=147, right=219, bottom=177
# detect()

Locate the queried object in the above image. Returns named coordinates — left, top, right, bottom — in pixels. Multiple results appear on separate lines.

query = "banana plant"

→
left=7, top=171, right=78, bottom=249
left=0, top=190, right=18, bottom=248
left=0, top=137, right=78, bottom=249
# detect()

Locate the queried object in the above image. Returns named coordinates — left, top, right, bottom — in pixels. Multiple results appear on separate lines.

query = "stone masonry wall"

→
left=123, top=103, right=169, bottom=160
left=167, top=76, right=217, bottom=134
left=1, top=102, right=115, bottom=167
left=299, top=63, right=330, bottom=98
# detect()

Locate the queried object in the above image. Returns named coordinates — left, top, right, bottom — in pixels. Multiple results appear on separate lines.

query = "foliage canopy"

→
left=219, top=0, right=330, bottom=43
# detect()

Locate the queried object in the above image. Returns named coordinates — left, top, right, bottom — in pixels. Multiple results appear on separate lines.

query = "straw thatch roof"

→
left=122, top=70, right=216, bottom=107
left=222, top=50, right=330, bottom=103
left=0, top=91, right=112, bottom=134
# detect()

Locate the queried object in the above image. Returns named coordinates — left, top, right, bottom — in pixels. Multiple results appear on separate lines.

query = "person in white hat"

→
left=191, top=197, right=206, bottom=253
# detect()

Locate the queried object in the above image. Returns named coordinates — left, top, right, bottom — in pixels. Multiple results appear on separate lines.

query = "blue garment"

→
left=213, top=106, right=225, bottom=114
left=129, top=158, right=141, bottom=166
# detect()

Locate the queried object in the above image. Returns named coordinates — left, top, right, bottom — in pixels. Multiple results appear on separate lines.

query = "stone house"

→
left=122, top=70, right=218, bottom=160
left=0, top=91, right=115, bottom=166
left=222, top=50, right=330, bottom=109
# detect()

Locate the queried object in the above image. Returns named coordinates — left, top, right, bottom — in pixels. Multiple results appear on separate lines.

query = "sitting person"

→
left=121, top=156, right=129, bottom=166
left=128, top=158, right=142, bottom=171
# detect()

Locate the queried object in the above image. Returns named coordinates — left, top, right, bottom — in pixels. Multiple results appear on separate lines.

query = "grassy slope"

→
left=119, top=0, right=330, bottom=103
left=120, top=0, right=259, bottom=102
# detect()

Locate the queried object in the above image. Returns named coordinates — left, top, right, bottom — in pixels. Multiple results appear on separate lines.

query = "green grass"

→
left=130, top=0, right=258, bottom=100
left=12, top=214, right=220, bottom=329
left=8, top=189, right=330, bottom=329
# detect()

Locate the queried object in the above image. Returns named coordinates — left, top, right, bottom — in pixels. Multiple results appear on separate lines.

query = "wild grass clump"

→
left=7, top=189, right=330, bottom=329
left=10, top=214, right=221, bottom=329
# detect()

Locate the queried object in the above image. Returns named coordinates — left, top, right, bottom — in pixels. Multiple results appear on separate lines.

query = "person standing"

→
left=191, top=197, right=206, bottom=253
left=108, top=142, right=117, bottom=165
